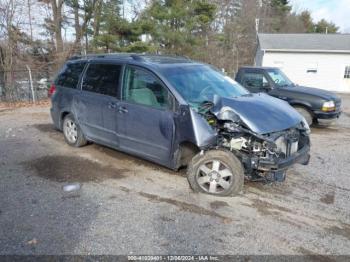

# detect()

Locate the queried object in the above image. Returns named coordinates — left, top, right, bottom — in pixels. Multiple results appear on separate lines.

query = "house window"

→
left=344, top=66, right=350, bottom=79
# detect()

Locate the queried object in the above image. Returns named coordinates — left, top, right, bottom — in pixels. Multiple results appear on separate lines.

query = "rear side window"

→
left=82, top=64, right=121, bottom=97
left=56, top=62, right=86, bottom=88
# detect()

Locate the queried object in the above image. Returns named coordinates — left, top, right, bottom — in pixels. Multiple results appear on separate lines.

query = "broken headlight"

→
left=217, top=107, right=240, bottom=122
left=301, top=117, right=311, bottom=134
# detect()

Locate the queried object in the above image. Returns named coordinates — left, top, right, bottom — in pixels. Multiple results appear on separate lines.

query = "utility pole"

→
left=256, top=0, right=263, bottom=34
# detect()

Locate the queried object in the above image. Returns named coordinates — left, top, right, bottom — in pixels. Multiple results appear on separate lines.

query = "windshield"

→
left=161, top=65, right=249, bottom=107
left=266, top=68, right=293, bottom=87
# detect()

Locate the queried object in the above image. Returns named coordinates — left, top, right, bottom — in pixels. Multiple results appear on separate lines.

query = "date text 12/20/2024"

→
left=128, top=256, right=219, bottom=261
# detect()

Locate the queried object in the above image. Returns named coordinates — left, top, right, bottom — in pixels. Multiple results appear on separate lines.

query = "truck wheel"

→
left=62, top=114, right=87, bottom=147
left=293, top=106, right=313, bottom=126
left=187, top=149, right=244, bottom=196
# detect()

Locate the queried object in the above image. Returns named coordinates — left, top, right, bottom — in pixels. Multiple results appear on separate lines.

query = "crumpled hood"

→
left=211, top=93, right=303, bottom=134
left=285, top=85, right=341, bottom=102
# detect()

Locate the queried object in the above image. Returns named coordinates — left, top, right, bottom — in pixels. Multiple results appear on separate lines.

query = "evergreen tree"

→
left=92, top=0, right=154, bottom=52
left=269, top=0, right=292, bottom=32
left=315, top=19, right=338, bottom=34
left=141, top=0, right=216, bottom=55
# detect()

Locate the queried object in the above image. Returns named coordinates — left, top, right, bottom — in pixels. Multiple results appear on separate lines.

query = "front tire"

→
left=187, top=149, right=244, bottom=196
left=62, top=113, right=87, bottom=147
left=293, top=106, right=313, bottom=126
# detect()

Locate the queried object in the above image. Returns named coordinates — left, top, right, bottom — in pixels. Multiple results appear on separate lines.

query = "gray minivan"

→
left=50, top=54, right=310, bottom=196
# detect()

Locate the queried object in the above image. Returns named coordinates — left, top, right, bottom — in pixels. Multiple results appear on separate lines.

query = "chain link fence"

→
left=0, top=68, right=54, bottom=103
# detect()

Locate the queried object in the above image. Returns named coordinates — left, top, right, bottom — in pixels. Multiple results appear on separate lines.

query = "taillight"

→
left=48, top=84, right=56, bottom=98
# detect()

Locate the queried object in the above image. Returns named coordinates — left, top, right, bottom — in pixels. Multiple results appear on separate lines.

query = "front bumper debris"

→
left=258, top=145, right=310, bottom=171
left=242, top=145, right=310, bottom=182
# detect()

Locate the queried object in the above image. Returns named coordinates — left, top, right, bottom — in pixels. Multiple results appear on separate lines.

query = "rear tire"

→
left=187, top=149, right=244, bottom=196
left=62, top=113, right=87, bottom=147
left=293, top=106, right=313, bottom=126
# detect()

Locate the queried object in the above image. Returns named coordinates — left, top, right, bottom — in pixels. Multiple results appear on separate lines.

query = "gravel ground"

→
left=0, top=95, right=350, bottom=256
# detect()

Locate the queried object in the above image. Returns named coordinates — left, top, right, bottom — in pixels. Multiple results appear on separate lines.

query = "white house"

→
left=255, top=34, right=350, bottom=92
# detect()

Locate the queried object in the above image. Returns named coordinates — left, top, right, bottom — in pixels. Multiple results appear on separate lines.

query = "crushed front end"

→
left=198, top=100, right=310, bottom=182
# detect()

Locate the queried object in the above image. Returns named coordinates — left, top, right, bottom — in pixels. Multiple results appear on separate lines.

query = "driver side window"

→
left=242, top=72, right=269, bottom=90
left=122, top=66, right=174, bottom=110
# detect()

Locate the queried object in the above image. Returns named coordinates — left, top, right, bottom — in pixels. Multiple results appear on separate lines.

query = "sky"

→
left=289, top=0, right=350, bottom=33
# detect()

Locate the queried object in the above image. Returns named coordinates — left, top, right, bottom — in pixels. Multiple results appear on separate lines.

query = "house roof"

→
left=258, top=33, right=350, bottom=53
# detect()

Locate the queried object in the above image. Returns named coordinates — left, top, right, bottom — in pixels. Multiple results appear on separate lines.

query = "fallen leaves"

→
left=0, top=99, right=50, bottom=110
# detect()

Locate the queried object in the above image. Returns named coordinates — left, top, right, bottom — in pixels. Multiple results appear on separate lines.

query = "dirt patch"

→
left=0, top=100, right=50, bottom=109
left=213, top=238, right=224, bottom=243
left=210, top=201, right=229, bottom=210
left=138, top=192, right=233, bottom=223
left=62, top=194, right=81, bottom=200
left=109, top=195, right=118, bottom=199
left=334, top=185, right=350, bottom=193
left=30, top=112, right=49, bottom=120
left=25, top=155, right=128, bottom=183
left=91, top=144, right=181, bottom=175
left=245, top=180, right=294, bottom=198
left=326, top=224, right=350, bottom=241
left=311, top=127, right=340, bottom=134
left=32, top=123, right=63, bottom=141
left=33, top=123, right=59, bottom=134
left=34, top=123, right=185, bottom=177
left=0, top=108, right=15, bottom=114
left=296, top=247, right=335, bottom=262
left=320, top=192, right=335, bottom=205
left=159, top=216, right=175, bottom=222
left=119, top=186, right=130, bottom=193
left=243, top=198, right=293, bottom=216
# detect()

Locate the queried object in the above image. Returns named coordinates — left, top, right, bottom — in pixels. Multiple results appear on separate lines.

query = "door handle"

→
left=118, top=106, right=128, bottom=114
left=108, top=102, right=117, bottom=109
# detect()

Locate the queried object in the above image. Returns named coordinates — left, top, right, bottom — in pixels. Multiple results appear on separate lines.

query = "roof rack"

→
left=68, top=53, right=148, bottom=61
left=67, top=52, right=191, bottom=62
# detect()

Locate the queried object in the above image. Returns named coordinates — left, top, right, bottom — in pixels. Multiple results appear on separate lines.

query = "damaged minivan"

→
left=50, top=54, right=310, bottom=196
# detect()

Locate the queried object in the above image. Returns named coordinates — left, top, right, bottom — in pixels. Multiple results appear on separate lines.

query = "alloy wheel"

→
left=196, top=160, right=234, bottom=194
left=63, top=119, right=78, bottom=144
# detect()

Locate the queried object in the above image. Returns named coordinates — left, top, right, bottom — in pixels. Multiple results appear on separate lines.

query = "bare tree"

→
left=66, top=0, right=98, bottom=55
left=0, top=0, right=25, bottom=99
left=27, top=0, right=33, bottom=41
left=0, top=0, right=15, bottom=99
left=49, top=0, right=64, bottom=52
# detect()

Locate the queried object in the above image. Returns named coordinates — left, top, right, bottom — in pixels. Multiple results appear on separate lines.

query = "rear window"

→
left=241, top=72, right=269, bottom=89
left=56, top=62, right=86, bottom=88
left=82, top=63, right=121, bottom=97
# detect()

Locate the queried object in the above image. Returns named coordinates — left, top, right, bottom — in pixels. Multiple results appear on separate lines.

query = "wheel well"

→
left=60, top=111, right=70, bottom=129
left=291, top=104, right=314, bottom=116
left=176, top=142, right=200, bottom=169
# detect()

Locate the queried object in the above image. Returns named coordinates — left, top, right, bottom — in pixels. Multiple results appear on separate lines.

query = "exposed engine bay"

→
left=196, top=99, right=311, bottom=182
